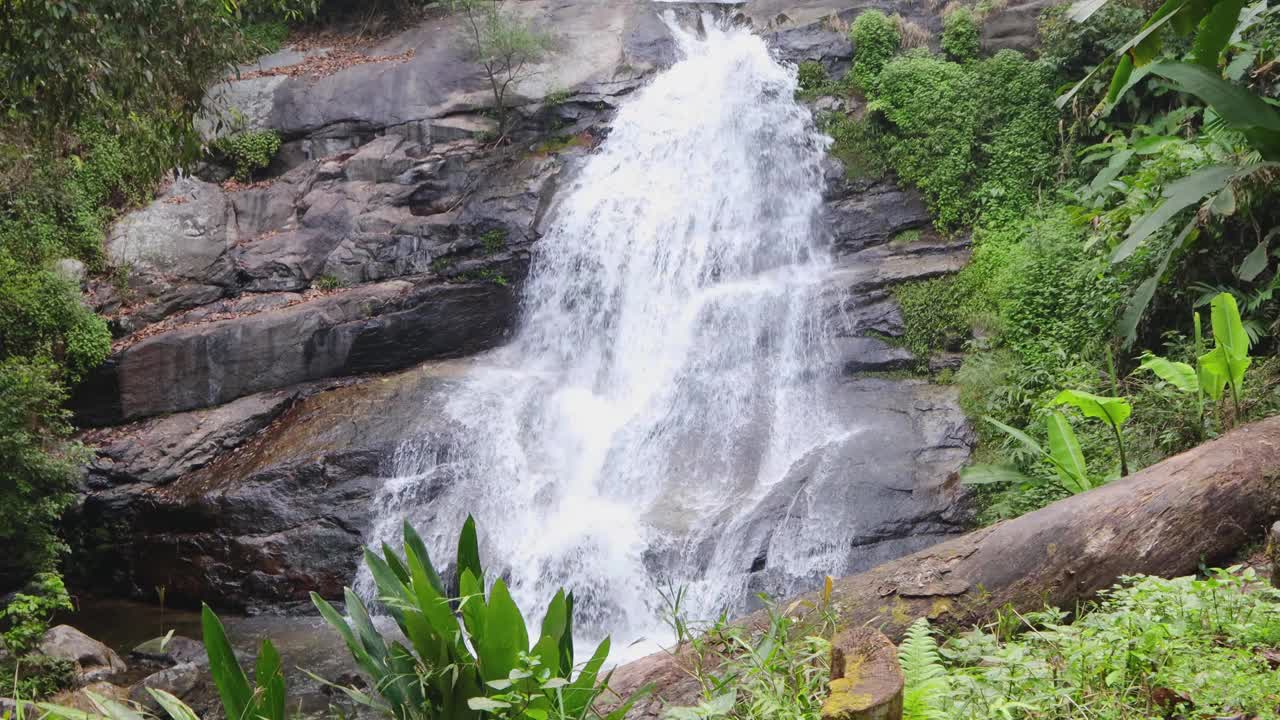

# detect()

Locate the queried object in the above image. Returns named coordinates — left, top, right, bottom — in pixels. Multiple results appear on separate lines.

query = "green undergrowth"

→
left=815, top=0, right=1280, bottom=522
left=903, top=567, right=1280, bottom=720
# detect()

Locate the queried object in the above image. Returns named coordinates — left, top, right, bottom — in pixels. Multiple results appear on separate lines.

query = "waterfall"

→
left=360, top=14, right=847, bottom=657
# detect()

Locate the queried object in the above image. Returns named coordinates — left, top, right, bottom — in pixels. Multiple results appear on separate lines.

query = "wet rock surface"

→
left=66, top=0, right=1009, bottom=612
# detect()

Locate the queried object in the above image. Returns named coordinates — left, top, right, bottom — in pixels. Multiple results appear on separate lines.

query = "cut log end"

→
left=821, top=628, right=903, bottom=720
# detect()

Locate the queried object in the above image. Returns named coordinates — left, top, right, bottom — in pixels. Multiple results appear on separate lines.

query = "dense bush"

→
left=217, top=130, right=283, bottom=181
left=904, top=568, right=1280, bottom=719
left=0, top=358, right=87, bottom=587
left=873, top=55, right=978, bottom=228
left=850, top=10, right=901, bottom=91
left=867, top=49, right=1056, bottom=229
left=0, top=573, right=73, bottom=654
left=1037, top=1, right=1146, bottom=80
left=820, top=112, right=889, bottom=180
left=941, top=8, right=981, bottom=63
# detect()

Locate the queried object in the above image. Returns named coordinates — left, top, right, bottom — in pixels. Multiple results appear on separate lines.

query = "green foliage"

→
left=900, top=619, right=948, bottom=720
left=202, top=605, right=287, bottom=720
left=820, top=112, right=889, bottom=180
left=0, top=358, right=88, bottom=586
left=941, top=9, right=981, bottom=63
left=664, top=592, right=834, bottom=720
left=1, top=655, right=75, bottom=701
left=1037, top=2, right=1145, bottom=80
left=314, top=274, right=344, bottom=291
left=850, top=11, right=901, bottom=91
left=241, top=19, right=291, bottom=53
left=872, top=56, right=977, bottom=228
left=1198, top=291, right=1253, bottom=412
left=868, top=50, right=1056, bottom=228
left=481, top=229, right=508, bottom=255
left=906, top=567, right=1280, bottom=719
left=1053, top=388, right=1132, bottom=475
left=216, top=130, right=282, bottom=182
left=452, top=0, right=555, bottom=136
left=963, top=412, right=1101, bottom=494
left=796, top=62, right=830, bottom=95
left=0, top=574, right=72, bottom=655
left=0, top=0, right=246, bottom=138
left=312, top=517, right=618, bottom=720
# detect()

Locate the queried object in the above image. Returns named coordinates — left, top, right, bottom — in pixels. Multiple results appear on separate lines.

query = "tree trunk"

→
left=608, top=416, right=1280, bottom=717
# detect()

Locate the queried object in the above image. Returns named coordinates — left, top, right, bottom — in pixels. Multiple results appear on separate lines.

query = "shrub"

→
left=0, top=573, right=73, bottom=654
left=941, top=8, right=981, bottom=62
left=850, top=10, right=901, bottom=90
left=312, top=517, right=624, bottom=720
left=910, top=568, right=1280, bottom=719
left=2, top=655, right=75, bottom=701
left=970, top=51, right=1058, bottom=223
left=0, top=358, right=89, bottom=588
left=480, top=228, right=507, bottom=254
left=870, top=50, right=1058, bottom=229
left=796, top=61, right=830, bottom=94
left=217, top=130, right=282, bottom=181
left=821, top=112, right=889, bottom=180
left=873, top=55, right=978, bottom=228
left=1037, top=1, right=1146, bottom=80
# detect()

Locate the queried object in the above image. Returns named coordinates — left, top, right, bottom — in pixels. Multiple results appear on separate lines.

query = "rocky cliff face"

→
left=66, top=0, right=1057, bottom=610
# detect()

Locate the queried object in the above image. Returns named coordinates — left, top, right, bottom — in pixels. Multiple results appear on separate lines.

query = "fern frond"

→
left=899, top=618, right=949, bottom=720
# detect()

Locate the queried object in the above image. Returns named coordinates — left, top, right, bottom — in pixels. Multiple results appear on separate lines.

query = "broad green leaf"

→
left=1046, top=413, right=1091, bottom=494
left=1148, top=62, right=1280, bottom=132
left=1210, top=185, right=1236, bottom=216
left=562, top=637, right=611, bottom=716
left=381, top=542, right=411, bottom=585
left=403, top=522, right=445, bottom=595
left=983, top=416, right=1048, bottom=458
left=1198, top=346, right=1231, bottom=400
left=202, top=604, right=252, bottom=720
left=467, top=697, right=512, bottom=712
left=253, top=639, right=286, bottom=720
left=1117, top=219, right=1197, bottom=347
left=458, top=569, right=487, bottom=649
left=457, top=515, right=483, bottom=592
left=345, top=587, right=389, bottom=665
left=1112, top=164, right=1236, bottom=263
left=364, top=548, right=413, bottom=624
left=146, top=690, right=202, bottom=720
left=1236, top=234, right=1271, bottom=281
left=1053, top=389, right=1132, bottom=429
left=1209, top=292, right=1253, bottom=394
left=472, top=578, right=528, bottom=682
left=1139, top=355, right=1199, bottom=393
left=1088, top=149, right=1134, bottom=195
left=1211, top=291, right=1251, bottom=357
left=1104, top=55, right=1135, bottom=106
left=960, top=464, right=1034, bottom=485
left=1067, top=0, right=1110, bottom=23
left=84, top=692, right=146, bottom=720
left=1191, top=0, right=1249, bottom=69
left=1132, top=135, right=1181, bottom=154
left=403, top=541, right=465, bottom=658
left=534, top=590, right=569, bottom=674
left=1127, top=0, right=1189, bottom=67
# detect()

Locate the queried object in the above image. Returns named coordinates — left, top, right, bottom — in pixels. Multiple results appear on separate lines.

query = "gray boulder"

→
left=39, top=626, right=127, bottom=683
left=129, top=662, right=216, bottom=716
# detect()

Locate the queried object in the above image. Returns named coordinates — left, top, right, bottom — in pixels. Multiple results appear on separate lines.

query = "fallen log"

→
left=611, top=415, right=1280, bottom=716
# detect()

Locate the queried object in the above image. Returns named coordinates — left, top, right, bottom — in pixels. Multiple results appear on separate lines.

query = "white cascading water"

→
left=360, top=14, right=851, bottom=657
